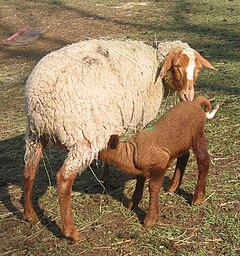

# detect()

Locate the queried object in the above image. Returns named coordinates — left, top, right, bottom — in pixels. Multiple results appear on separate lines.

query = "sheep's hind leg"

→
left=56, top=164, right=80, bottom=241
left=128, top=175, right=146, bottom=210
left=168, top=152, right=190, bottom=193
left=144, top=167, right=166, bottom=227
left=192, top=135, right=210, bottom=205
left=23, top=142, right=43, bottom=223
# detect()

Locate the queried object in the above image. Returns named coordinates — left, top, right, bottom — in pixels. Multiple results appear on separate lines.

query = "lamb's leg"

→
left=23, top=142, right=43, bottom=223
left=144, top=168, right=166, bottom=227
left=192, top=135, right=210, bottom=205
left=56, top=165, right=80, bottom=241
left=101, top=163, right=110, bottom=185
left=168, top=152, right=190, bottom=192
left=128, top=175, right=146, bottom=210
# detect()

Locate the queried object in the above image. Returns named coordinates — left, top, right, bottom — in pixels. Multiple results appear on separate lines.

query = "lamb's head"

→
left=99, top=135, right=120, bottom=162
left=160, top=47, right=216, bottom=101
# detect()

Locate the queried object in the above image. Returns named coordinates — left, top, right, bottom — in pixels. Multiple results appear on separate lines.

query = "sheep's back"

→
left=26, top=39, right=163, bottom=151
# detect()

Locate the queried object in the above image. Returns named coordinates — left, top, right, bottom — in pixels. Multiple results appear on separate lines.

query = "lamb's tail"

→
left=206, top=103, right=219, bottom=119
left=195, top=96, right=219, bottom=120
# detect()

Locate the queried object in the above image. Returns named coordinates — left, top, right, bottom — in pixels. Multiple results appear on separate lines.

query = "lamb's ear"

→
left=160, top=51, right=175, bottom=78
left=108, top=135, right=120, bottom=149
left=195, top=50, right=217, bottom=71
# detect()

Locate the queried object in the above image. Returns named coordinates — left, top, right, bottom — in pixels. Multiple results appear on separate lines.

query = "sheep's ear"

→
left=160, top=51, right=175, bottom=78
left=195, top=50, right=217, bottom=71
left=108, top=135, right=120, bottom=149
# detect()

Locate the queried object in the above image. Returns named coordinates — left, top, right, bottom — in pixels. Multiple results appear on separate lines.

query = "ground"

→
left=0, top=1, right=239, bottom=255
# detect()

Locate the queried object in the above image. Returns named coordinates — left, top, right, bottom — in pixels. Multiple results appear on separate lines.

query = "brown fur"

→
left=99, top=96, right=212, bottom=226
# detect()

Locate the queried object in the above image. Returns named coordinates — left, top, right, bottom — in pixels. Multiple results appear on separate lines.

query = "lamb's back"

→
left=132, top=101, right=206, bottom=166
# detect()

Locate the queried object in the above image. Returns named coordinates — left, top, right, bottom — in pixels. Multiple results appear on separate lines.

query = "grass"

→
left=0, top=0, right=239, bottom=255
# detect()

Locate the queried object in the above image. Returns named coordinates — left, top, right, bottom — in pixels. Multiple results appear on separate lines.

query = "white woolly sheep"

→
left=23, top=39, right=216, bottom=241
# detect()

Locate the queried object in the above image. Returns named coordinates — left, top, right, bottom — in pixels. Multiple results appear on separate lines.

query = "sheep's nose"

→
left=180, top=90, right=194, bottom=101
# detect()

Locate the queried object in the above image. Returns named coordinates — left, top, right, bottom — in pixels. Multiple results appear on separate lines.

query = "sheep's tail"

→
left=195, top=96, right=219, bottom=120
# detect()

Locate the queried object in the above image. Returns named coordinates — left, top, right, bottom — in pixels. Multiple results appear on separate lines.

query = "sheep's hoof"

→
left=64, top=228, right=81, bottom=242
left=23, top=211, right=39, bottom=224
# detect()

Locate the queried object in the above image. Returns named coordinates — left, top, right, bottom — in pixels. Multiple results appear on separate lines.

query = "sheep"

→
left=23, top=39, right=216, bottom=241
left=99, top=96, right=219, bottom=227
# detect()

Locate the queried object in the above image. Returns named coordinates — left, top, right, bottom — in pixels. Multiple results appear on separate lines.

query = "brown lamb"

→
left=99, top=96, right=219, bottom=227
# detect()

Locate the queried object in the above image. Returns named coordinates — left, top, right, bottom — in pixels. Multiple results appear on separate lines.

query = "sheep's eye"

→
left=172, top=66, right=182, bottom=80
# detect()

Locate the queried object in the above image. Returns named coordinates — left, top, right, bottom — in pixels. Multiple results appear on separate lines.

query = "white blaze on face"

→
left=182, top=48, right=196, bottom=81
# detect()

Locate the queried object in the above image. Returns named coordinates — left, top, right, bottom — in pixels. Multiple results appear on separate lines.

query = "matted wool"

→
left=25, top=39, right=165, bottom=174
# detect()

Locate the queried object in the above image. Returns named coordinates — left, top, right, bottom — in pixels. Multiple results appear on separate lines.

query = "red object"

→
left=6, top=26, right=30, bottom=42
left=3, top=26, right=47, bottom=46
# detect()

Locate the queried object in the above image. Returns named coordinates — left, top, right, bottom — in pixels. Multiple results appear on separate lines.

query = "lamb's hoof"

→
left=143, top=214, right=158, bottom=227
left=167, top=185, right=178, bottom=193
left=167, top=187, right=176, bottom=193
left=64, top=228, right=81, bottom=242
left=192, top=194, right=205, bottom=205
left=128, top=200, right=139, bottom=210
left=23, top=212, right=39, bottom=224
left=128, top=200, right=134, bottom=210
left=144, top=218, right=157, bottom=227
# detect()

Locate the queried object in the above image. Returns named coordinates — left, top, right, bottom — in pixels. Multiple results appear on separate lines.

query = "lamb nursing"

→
left=99, top=96, right=219, bottom=227
left=23, top=39, right=216, bottom=241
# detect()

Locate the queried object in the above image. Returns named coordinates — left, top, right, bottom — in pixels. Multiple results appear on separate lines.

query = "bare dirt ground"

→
left=0, top=1, right=239, bottom=255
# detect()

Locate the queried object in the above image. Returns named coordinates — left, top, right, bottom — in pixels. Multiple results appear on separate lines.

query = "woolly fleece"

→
left=25, top=39, right=190, bottom=176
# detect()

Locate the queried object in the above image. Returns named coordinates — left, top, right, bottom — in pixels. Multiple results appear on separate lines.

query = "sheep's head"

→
left=160, top=48, right=216, bottom=101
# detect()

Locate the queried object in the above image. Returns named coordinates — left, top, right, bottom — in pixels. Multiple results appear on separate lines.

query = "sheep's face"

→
left=160, top=48, right=216, bottom=101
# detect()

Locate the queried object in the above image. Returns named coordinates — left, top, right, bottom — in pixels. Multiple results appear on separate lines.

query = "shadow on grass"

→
left=0, top=135, right=64, bottom=238
left=197, top=82, right=240, bottom=96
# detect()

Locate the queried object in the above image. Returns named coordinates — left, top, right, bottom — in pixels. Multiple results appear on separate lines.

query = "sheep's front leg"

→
left=23, top=142, right=43, bottom=223
left=144, top=168, right=166, bottom=227
left=128, top=175, right=146, bottom=210
left=56, top=165, right=80, bottom=241
left=168, top=152, right=190, bottom=193
left=192, top=135, right=210, bottom=205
